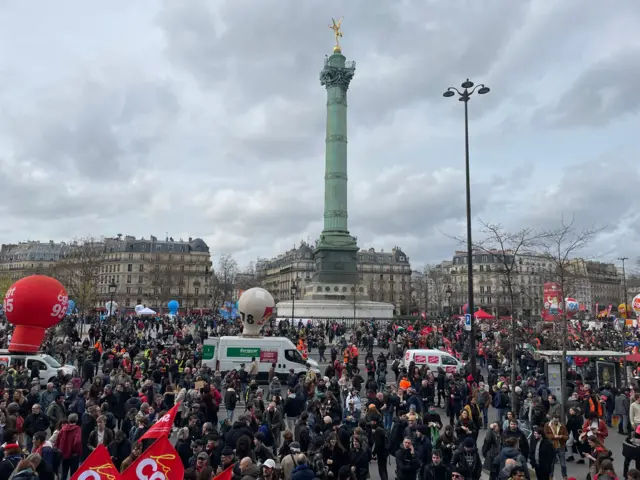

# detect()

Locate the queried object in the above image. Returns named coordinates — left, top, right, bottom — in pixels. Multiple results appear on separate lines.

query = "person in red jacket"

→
left=54, top=413, right=82, bottom=480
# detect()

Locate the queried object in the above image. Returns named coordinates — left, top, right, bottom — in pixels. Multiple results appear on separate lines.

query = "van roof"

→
left=406, top=349, right=446, bottom=354
left=0, top=350, right=45, bottom=356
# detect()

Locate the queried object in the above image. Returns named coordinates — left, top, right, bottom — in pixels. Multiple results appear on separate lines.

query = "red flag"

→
left=71, top=444, right=121, bottom=480
left=213, top=465, right=234, bottom=480
left=121, top=436, right=184, bottom=480
left=139, top=402, right=181, bottom=442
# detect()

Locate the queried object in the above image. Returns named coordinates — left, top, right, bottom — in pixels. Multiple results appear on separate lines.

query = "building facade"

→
left=98, top=235, right=212, bottom=312
left=0, top=241, right=69, bottom=280
left=446, top=250, right=555, bottom=317
left=256, top=243, right=412, bottom=313
left=0, top=236, right=212, bottom=313
left=442, top=250, right=621, bottom=317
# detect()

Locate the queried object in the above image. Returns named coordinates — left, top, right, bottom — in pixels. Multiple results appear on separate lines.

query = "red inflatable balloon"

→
left=3, top=275, right=68, bottom=353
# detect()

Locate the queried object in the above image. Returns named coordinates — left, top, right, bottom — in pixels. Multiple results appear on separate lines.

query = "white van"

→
left=202, top=336, right=320, bottom=383
left=0, top=350, right=78, bottom=386
left=403, top=349, right=464, bottom=376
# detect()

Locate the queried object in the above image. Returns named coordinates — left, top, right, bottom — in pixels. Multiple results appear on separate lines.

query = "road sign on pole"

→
left=464, top=314, right=472, bottom=331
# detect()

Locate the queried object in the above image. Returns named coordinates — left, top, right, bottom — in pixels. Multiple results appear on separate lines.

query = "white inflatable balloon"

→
left=134, top=304, right=145, bottom=314
left=237, top=287, right=275, bottom=336
left=105, top=301, right=118, bottom=316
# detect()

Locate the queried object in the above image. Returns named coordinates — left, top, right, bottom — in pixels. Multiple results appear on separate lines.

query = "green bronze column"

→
left=311, top=41, right=359, bottom=288
left=320, top=49, right=354, bottom=234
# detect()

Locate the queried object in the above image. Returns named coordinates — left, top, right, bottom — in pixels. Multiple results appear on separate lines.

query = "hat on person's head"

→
left=221, top=446, right=234, bottom=456
left=313, top=436, right=325, bottom=447
left=463, top=437, right=475, bottom=448
left=290, top=442, right=301, bottom=452
left=197, top=452, right=209, bottom=460
left=467, top=375, right=473, bottom=382
left=255, top=432, right=265, bottom=442
left=418, top=425, right=429, bottom=435
left=264, top=459, right=276, bottom=469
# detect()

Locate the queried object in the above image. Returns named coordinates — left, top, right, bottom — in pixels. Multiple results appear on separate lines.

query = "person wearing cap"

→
left=450, top=436, right=482, bottom=480
left=281, top=442, right=301, bottom=480
left=216, top=446, right=236, bottom=476
left=260, top=458, right=277, bottom=480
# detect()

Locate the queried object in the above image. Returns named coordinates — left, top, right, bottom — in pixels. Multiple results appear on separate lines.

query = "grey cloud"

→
left=158, top=0, right=529, bottom=160
left=3, top=75, right=179, bottom=179
left=534, top=48, right=640, bottom=128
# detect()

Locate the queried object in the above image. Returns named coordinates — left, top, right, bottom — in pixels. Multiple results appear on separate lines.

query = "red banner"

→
left=71, top=444, right=121, bottom=480
left=213, top=465, right=234, bottom=480
left=121, top=436, right=184, bottom=480
left=542, top=282, right=561, bottom=321
left=139, top=402, right=181, bottom=442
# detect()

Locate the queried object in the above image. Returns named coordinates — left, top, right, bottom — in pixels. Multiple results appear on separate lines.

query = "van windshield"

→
left=43, top=355, right=61, bottom=368
left=285, top=349, right=305, bottom=365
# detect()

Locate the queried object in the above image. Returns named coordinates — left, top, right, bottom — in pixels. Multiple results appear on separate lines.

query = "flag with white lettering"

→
left=139, top=402, right=181, bottom=441
left=121, top=436, right=184, bottom=480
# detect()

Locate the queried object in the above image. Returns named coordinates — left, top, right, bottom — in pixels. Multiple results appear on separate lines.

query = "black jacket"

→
left=396, top=447, right=420, bottom=480
left=225, top=421, right=254, bottom=449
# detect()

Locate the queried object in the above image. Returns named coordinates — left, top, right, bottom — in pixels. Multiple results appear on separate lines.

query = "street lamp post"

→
left=446, top=286, right=453, bottom=316
left=620, top=256, right=629, bottom=385
left=108, top=280, right=117, bottom=319
left=291, top=278, right=298, bottom=325
left=443, top=79, right=490, bottom=379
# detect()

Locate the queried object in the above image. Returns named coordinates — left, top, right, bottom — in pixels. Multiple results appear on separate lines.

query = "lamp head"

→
left=477, top=86, right=490, bottom=95
left=461, top=79, right=474, bottom=89
left=443, top=90, right=455, bottom=98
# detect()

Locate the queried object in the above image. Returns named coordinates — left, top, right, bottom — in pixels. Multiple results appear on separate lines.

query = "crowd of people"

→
left=0, top=313, right=637, bottom=480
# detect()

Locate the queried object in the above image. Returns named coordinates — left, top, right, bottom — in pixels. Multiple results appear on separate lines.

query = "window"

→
left=27, top=359, right=47, bottom=371
left=179, top=287, right=183, bottom=295
left=126, top=287, right=131, bottom=294
left=139, top=264, right=144, bottom=272
left=117, top=264, right=120, bottom=272
left=195, top=288, right=200, bottom=296
left=127, top=275, right=132, bottom=283
left=285, top=349, right=305, bottom=364
left=128, top=264, right=132, bottom=272
left=125, top=298, right=131, bottom=307
left=129, top=254, right=133, bottom=260
left=138, top=287, right=142, bottom=295
left=138, top=276, right=143, bottom=283
left=442, top=356, right=457, bottom=366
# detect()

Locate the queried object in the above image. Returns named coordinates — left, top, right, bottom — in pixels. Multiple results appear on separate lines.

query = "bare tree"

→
left=0, top=275, right=13, bottom=300
left=235, top=262, right=260, bottom=291
left=539, top=217, right=604, bottom=421
left=473, top=221, right=546, bottom=407
left=53, top=237, right=104, bottom=317
left=148, top=253, right=176, bottom=309
left=425, top=265, right=452, bottom=315
left=215, top=254, right=238, bottom=306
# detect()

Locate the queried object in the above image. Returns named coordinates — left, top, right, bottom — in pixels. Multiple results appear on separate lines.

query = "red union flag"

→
left=139, top=402, right=181, bottom=442
left=71, top=444, right=121, bottom=480
left=121, top=436, right=184, bottom=480
left=213, top=465, right=234, bottom=480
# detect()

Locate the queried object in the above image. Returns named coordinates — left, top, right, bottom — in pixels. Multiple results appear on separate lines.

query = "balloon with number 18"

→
left=2, top=275, right=68, bottom=353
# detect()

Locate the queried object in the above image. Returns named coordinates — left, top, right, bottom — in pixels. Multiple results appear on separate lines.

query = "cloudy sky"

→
left=1, top=0, right=639, bottom=271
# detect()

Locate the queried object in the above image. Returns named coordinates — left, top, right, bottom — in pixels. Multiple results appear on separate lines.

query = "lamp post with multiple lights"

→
left=108, top=279, right=117, bottom=319
left=443, top=79, right=490, bottom=379
left=291, top=277, right=299, bottom=325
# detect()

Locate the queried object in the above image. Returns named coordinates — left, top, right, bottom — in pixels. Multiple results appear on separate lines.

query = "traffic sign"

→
left=464, top=314, right=472, bottom=331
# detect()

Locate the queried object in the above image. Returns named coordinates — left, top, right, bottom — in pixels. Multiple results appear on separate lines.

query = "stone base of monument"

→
left=275, top=299, right=394, bottom=320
